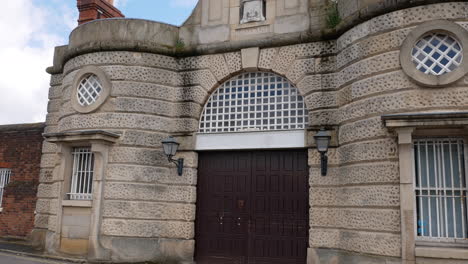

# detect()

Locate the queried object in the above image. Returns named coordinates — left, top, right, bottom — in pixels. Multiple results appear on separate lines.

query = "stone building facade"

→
left=0, top=123, right=44, bottom=238
left=32, top=0, right=468, bottom=263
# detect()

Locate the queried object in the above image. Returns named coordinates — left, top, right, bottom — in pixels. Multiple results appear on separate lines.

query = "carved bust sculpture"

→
left=240, top=0, right=266, bottom=24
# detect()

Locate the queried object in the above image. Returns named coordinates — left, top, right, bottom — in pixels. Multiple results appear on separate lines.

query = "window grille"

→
left=77, top=74, right=103, bottom=106
left=199, top=72, right=308, bottom=133
left=69, top=147, right=94, bottom=200
left=0, top=169, right=11, bottom=207
left=414, top=138, right=468, bottom=240
left=412, top=33, right=463, bottom=75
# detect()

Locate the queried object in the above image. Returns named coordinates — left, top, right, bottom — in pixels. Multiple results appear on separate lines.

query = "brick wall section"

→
left=0, top=123, right=45, bottom=238
left=77, top=0, right=124, bottom=25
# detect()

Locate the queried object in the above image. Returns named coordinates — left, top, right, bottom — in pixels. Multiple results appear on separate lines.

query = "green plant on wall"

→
left=326, top=0, right=341, bottom=29
left=175, top=38, right=186, bottom=53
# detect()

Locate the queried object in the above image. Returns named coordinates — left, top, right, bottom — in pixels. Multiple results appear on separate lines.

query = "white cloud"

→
left=0, top=0, right=76, bottom=125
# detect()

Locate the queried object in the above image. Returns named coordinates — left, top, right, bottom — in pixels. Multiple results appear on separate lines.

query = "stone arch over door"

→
left=194, top=71, right=310, bottom=264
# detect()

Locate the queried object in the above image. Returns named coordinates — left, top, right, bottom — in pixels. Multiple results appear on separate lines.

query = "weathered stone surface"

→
left=100, top=236, right=194, bottom=263
left=63, top=52, right=179, bottom=74
left=107, top=164, right=197, bottom=186
left=101, top=219, right=193, bottom=239
left=103, top=200, right=195, bottom=221
left=50, top=74, right=64, bottom=86
left=58, top=113, right=173, bottom=132
left=297, top=73, right=337, bottom=96
left=337, top=2, right=468, bottom=50
left=339, top=117, right=393, bottom=144
left=311, top=208, right=400, bottom=232
left=308, top=138, right=398, bottom=166
left=48, top=85, right=62, bottom=100
left=39, top=169, right=54, bottom=183
left=109, top=147, right=168, bottom=167
left=310, top=162, right=400, bottom=186
left=310, top=228, right=401, bottom=257
left=101, top=65, right=182, bottom=86
left=104, top=182, right=196, bottom=203
left=112, top=97, right=202, bottom=119
left=224, top=52, right=242, bottom=74
left=37, top=183, right=59, bottom=199
left=286, top=58, right=315, bottom=84
left=181, top=69, right=219, bottom=92
left=311, top=185, right=400, bottom=207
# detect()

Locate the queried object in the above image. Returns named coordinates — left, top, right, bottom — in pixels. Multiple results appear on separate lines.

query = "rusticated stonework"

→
left=31, top=1, right=468, bottom=264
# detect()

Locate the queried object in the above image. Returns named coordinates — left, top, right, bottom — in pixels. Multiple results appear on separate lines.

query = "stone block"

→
left=101, top=65, right=182, bottom=87
left=58, top=113, right=173, bottom=132
left=109, top=146, right=168, bottom=167
left=224, top=52, right=242, bottom=74
left=106, top=164, right=197, bottom=186
left=101, top=219, right=194, bottom=239
left=103, top=200, right=195, bottom=221
left=100, top=236, right=194, bottom=263
left=60, top=238, right=88, bottom=255
left=311, top=208, right=400, bottom=232
left=241, top=47, right=260, bottom=70
left=37, top=183, right=59, bottom=198
left=310, top=161, right=399, bottom=186
left=311, top=185, right=400, bottom=207
left=310, top=228, right=401, bottom=257
left=104, top=182, right=196, bottom=203
left=63, top=52, right=178, bottom=74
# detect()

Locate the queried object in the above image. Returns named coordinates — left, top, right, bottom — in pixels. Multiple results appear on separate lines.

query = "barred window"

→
left=199, top=72, right=308, bottom=133
left=414, top=138, right=468, bottom=240
left=77, top=74, right=103, bottom=106
left=0, top=169, right=11, bottom=207
left=69, top=147, right=94, bottom=200
left=412, top=33, right=463, bottom=76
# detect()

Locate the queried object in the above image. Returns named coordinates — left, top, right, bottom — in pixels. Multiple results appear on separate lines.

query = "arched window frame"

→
left=199, top=72, right=308, bottom=134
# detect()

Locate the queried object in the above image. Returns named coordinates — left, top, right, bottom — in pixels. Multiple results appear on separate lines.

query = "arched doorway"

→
left=195, top=72, right=309, bottom=264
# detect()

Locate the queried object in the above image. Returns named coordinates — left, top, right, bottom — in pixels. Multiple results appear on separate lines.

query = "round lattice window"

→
left=411, top=33, right=463, bottom=75
left=77, top=74, right=103, bottom=106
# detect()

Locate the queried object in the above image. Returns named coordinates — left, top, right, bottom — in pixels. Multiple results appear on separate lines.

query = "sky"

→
left=0, top=0, right=198, bottom=125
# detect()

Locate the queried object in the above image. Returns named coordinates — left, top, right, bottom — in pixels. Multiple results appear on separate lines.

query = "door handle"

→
left=218, top=212, right=224, bottom=225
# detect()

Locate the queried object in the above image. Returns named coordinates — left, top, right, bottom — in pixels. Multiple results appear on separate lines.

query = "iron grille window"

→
left=199, top=72, right=308, bottom=133
left=69, top=147, right=94, bottom=200
left=77, top=74, right=103, bottom=106
left=0, top=169, right=11, bottom=207
left=411, top=33, right=463, bottom=75
left=414, top=138, right=468, bottom=240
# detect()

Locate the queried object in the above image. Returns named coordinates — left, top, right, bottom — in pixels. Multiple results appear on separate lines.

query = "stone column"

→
left=396, top=128, right=415, bottom=264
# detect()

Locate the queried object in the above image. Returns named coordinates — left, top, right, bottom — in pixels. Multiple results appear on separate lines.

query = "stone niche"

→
left=240, top=0, right=266, bottom=24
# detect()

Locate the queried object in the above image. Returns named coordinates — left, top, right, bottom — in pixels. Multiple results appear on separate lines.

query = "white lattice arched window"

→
left=199, top=72, right=308, bottom=133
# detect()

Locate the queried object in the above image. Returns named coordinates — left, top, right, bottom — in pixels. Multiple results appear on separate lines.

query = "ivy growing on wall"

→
left=326, top=0, right=341, bottom=29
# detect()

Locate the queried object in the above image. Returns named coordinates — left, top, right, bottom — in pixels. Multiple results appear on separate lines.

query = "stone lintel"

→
left=44, top=130, right=120, bottom=144
left=382, top=112, right=468, bottom=128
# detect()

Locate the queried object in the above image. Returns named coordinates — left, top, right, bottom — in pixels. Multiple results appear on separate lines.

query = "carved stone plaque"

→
left=240, top=0, right=266, bottom=24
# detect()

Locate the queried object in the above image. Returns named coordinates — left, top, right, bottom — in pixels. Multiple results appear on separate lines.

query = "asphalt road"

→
left=0, top=252, right=73, bottom=264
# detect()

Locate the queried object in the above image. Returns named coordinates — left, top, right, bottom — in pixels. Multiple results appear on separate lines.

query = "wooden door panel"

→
left=196, top=150, right=308, bottom=264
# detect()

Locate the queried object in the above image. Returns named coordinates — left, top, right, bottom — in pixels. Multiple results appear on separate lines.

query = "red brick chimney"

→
left=77, top=0, right=125, bottom=25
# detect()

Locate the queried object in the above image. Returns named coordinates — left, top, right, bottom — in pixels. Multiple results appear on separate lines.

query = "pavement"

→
left=0, top=251, right=74, bottom=264
left=0, top=239, right=83, bottom=264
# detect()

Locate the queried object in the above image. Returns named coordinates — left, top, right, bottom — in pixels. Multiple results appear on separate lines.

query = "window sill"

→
left=416, top=246, right=468, bottom=259
left=62, top=200, right=92, bottom=208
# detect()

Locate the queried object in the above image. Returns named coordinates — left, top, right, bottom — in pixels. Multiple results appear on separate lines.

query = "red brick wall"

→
left=77, top=0, right=124, bottom=25
left=0, top=123, right=45, bottom=238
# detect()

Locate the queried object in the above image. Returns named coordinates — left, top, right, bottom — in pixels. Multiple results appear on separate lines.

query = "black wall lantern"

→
left=314, top=129, right=331, bottom=176
left=161, top=136, right=184, bottom=176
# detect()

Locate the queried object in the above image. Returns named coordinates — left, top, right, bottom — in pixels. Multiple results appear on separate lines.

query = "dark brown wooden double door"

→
left=196, top=150, right=308, bottom=264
